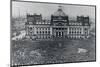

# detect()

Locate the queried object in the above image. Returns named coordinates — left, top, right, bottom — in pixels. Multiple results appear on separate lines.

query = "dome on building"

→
left=53, top=6, right=66, bottom=16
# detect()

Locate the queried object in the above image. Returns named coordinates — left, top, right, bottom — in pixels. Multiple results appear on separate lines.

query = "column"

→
left=62, top=32, right=63, bottom=37
left=60, top=32, right=61, bottom=37
left=50, top=27, right=52, bottom=35
left=67, top=27, right=69, bottom=34
left=26, top=25, right=28, bottom=36
left=34, top=26, right=36, bottom=34
left=82, top=26, right=84, bottom=34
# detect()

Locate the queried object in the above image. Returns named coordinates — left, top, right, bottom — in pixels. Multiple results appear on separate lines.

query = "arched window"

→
left=77, top=31, right=79, bottom=34
left=42, top=31, right=44, bottom=34
left=75, top=31, right=76, bottom=34
left=48, top=31, right=50, bottom=34
left=80, top=32, right=81, bottom=34
left=37, top=31, right=38, bottom=34
left=40, top=31, right=41, bottom=34
left=45, top=31, right=47, bottom=34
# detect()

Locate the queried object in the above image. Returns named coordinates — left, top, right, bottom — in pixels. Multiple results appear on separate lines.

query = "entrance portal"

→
left=56, top=32, right=63, bottom=37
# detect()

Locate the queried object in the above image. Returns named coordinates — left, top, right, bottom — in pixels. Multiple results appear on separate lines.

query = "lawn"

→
left=11, top=36, right=96, bottom=66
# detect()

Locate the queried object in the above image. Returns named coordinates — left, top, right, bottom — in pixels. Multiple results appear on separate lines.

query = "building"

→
left=25, top=6, right=90, bottom=40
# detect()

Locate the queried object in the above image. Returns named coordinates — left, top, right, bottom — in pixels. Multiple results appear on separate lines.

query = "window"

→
left=77, top=31, right=79, bottom=34
left=48, top=28, right=50, bottom=30
left=56, top=28, right=58, bottom=30
left=42, top=31, right=44, bottom=34
left=75, top=28, right=76, bottom=30
left=65, top=28, right=67, bottom=30
left=85, top=32, right=87, bottom=34
left=72, top=31, right=73, bottom=34
left=85, top=28, right=87, bottom=30
left=69, top=31, right=71, bottom=34
left=40, top=28, right=41, bottom=30
left=30, top=27, right=32, bottom=30
left=40, top=31, right=41, bottom=34
left=46, top=28, right=47, bottom=30
left=48, top=31, right=50, bottom=34
left=37, top=31, right=38, bottom=34
left=36, top=28, right=38, bottom=30
left=48, top=36, right=50, bottom=38
left=45, top=31, right=47, bottom=34
left=80, top=32, right=81, bottom=34
left=59, top=28, right=61, bottom=30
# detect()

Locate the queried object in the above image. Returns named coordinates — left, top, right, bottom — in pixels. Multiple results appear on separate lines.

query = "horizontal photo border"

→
left=10, top=0, right=96, bottom=67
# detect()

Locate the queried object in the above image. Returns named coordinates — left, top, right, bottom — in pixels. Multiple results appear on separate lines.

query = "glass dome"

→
left=53, top=6, right=66, bottom=16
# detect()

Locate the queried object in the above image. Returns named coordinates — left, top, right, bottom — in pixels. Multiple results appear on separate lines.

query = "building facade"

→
left=25, top=6, right=90, bottom=40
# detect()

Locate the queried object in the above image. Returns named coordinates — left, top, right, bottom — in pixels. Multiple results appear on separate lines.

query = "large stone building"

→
left=25, top=6, right=90, bottom=40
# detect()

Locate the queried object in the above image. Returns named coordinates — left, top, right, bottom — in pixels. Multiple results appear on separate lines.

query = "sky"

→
left=12, top=1, right=95, bottom=19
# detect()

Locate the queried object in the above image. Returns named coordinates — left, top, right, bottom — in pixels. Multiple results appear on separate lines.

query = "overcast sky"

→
left=12, top=1, right=95, bottom=19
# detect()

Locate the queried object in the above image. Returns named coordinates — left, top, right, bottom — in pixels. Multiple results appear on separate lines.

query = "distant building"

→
left=25, top=6, right=90, bottom=40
